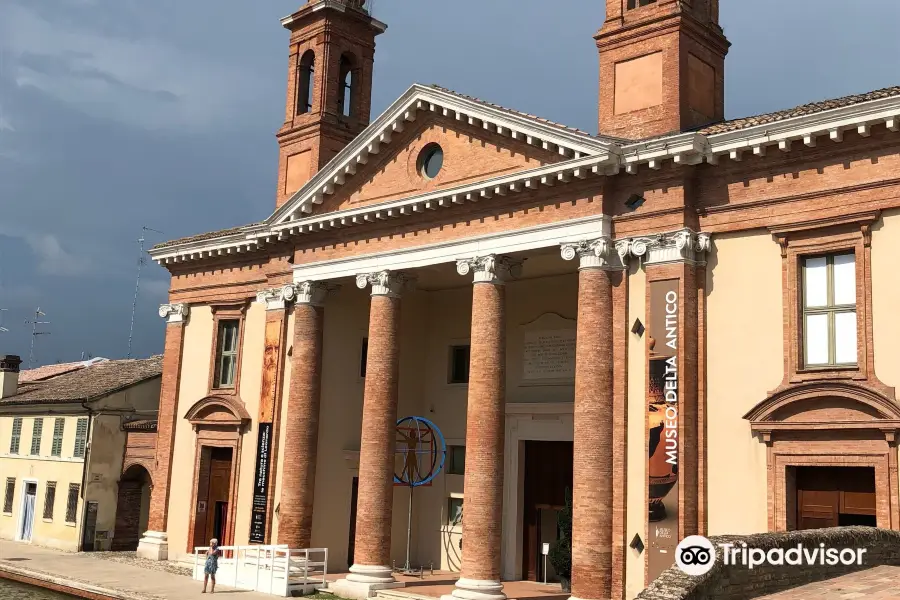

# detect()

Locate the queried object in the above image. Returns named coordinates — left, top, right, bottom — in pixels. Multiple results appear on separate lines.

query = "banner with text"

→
left=249, top=422, right=273, bottom=544
left=647, top=279, right=680, bottom=580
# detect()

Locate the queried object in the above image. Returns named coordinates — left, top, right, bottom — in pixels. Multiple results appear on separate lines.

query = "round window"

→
left=418, top=144, right=444, bottom=180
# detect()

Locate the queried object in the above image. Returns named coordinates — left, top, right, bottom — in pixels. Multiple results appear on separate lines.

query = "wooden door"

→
left=204, top=448, right=233, bottom=545
left=798, top=490, right=839, bottom=529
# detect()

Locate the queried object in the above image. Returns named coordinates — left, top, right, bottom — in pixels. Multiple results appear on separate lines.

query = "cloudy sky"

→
left=0, top=0, right=898, bottom=367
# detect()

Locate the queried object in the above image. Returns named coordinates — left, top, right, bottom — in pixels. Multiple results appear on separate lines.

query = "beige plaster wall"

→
left=0, top=414, right=88, bottom=551
left=167, top=305, right=214, bottom=560
left=87, top=379, right=161, bottom=551
left=872, top=208, right=900, bottom=390
left=625, top=263, right=647, bottom=600
left=232, top=301, right=266, bottom=547
left=705, top=231, right=782, bottom=536
left=870, top=209, right=900, bottom=511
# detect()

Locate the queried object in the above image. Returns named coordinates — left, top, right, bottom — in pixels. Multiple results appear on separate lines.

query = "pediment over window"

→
left=185, top=395, right=251, bottom=429
left=744, top=382, right=900, bottom=435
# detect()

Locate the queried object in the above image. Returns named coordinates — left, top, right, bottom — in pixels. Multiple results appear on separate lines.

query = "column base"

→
left=330, top=564, right=403, bottom=600
left=135, top=531, right=169, bottom=561
left=441, top=578, right=506, bottom=600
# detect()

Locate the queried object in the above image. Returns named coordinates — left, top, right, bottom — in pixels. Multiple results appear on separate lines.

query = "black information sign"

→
left=249, top=422, right=273, bottom=544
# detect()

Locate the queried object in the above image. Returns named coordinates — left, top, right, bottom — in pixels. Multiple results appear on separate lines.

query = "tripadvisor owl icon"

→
left=676, top=535, right=716, bottom=576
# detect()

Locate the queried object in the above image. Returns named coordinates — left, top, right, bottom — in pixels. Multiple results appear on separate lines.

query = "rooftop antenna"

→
left=0, top=308, right=8, bottom=333
left=128, top=226, right=164, bottom=359
left=25, top=307, right=50, bottom=368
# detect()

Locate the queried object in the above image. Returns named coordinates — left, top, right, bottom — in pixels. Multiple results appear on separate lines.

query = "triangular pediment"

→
left=268, top=84, right=616, bottom=225
left=317, top=114, right=567, bottom=214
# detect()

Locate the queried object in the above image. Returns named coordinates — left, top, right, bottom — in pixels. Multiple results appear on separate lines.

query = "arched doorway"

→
left=112, top=464, right=153, bottom=551
left=745, top=381, right=900, bottom=531
left=184, top=395, right=250, bottom=552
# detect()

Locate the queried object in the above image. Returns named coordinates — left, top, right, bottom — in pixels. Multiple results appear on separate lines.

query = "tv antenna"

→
left=25, top=307, right=50, bottom=368
left=0, top=308, right=8, bottom=333
left=127, top=226, right=164, bottom=358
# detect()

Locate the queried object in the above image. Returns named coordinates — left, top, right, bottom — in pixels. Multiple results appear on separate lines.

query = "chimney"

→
left=0, top=355, right=22, bottom=399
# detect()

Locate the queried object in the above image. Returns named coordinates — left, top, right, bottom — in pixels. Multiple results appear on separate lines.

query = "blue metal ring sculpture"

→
left=393, top=416, right=446, bottom=487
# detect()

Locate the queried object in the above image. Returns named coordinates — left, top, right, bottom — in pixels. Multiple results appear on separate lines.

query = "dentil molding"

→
left=457, top=254, right=523, bottom=285
left=158, top=303, right=190, bottom=323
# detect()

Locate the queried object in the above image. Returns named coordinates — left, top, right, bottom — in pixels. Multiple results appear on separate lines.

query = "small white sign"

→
left=542, top=543, right=550, bottom=555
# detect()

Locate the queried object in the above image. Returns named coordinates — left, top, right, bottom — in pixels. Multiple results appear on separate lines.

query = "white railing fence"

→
left=193, top=545, right=328, bottom=597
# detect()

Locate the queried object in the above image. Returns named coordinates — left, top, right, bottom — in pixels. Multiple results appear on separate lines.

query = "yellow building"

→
left=0, top=355, right=161, bottom=552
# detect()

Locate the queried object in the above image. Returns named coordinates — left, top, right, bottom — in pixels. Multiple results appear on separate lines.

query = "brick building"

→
left=143, top=1, right=900, bottom=599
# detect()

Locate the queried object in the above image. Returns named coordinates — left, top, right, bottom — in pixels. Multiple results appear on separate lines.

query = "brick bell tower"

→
left=595, top=0, right=730, bottom=140
left=275, top=0, right=387, bottom=209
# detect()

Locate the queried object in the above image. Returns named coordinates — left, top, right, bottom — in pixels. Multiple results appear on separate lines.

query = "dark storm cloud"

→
left=0, top=0, right=898, bottom=367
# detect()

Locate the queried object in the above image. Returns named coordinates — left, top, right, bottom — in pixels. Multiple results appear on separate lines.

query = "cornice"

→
left=148, top=85, right=900, bottom=267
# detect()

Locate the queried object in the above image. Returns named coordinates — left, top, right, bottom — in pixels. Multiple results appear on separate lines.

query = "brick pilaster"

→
left=447, top=255, right=519, bottom=600
left=346, top=271, right=407, bottom=584
left=147, top=304, right=189, bottom=535
left=277, top=282, right=329, bottom=548
left=561, top=240, right=618, bottom=600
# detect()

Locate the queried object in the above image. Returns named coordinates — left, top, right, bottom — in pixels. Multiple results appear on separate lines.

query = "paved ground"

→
left=0, top=544, right=274, bottom=600
left=756, top=565, right=900, bottom=599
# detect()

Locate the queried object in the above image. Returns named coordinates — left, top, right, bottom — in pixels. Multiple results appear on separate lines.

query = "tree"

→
left=548, top=487, right=572, bottom=590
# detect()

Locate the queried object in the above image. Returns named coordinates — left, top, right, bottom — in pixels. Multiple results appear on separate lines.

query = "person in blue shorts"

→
left=202, top=538, right=221, bottom=594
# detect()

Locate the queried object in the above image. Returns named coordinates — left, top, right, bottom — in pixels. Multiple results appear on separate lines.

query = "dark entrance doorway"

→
left=794, top=466, right=876, bottom=530
left=112, top=465, right=152, bottom=551
left=348, top=476, right=359, bottom=568
left=191, top=447, right=234, bottom=549
left=522, top=441, right=573, bottom=582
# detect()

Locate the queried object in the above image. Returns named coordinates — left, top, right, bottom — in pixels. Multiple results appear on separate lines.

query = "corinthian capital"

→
left=619, top=228, right=712, bottom=266
left=560, top=237, right=621, bottom=270
left=355, top=270, right=411, bottom=298
left=456, top=254, right=523, bottom=285
left=158, top=303, right=190, bottom=324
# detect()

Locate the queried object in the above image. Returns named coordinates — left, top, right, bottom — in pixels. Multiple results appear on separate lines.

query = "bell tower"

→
left=595, top=0, right=730, bottom=139
left=275, top=0, right=387, bottom=209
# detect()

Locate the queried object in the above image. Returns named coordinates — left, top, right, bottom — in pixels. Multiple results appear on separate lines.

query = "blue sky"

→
left=0, top=0, right=898, bottom=366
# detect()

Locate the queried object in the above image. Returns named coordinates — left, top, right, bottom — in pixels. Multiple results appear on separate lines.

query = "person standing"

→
left=202, top=538, right=221, bottom=593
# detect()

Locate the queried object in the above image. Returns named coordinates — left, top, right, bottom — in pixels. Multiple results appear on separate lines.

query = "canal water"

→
left=0, top=578, right=79, bottom=599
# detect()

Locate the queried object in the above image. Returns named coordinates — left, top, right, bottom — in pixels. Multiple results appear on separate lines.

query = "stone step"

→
left=375, top=589, right=438, bottom=600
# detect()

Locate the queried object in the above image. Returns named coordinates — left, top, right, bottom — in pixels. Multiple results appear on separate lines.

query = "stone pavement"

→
left=0, top=543, right=275, bottom=600
left=755, top=565, right=900, bottom=599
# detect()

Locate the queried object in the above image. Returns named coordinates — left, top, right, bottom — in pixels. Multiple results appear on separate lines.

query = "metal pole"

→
left=405, top=484, right=413, bottom=571
left=543, top=553, right=547, bottom=585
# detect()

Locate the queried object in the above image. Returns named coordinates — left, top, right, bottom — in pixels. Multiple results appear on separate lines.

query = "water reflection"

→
left=0, top=578, right=79, bottom=599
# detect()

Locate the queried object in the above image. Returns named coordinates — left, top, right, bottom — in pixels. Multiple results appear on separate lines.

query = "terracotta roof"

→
left=698, top=85, right=900, bottom=135
left=19, top=357, right=109, bottom=383
left=428, top=84, right=600, bottom=138
left=123, top=419, right=158, bottom=431
left=150, top=223, right=263, bottom=251
left=2, top=356, right=163, bottom=405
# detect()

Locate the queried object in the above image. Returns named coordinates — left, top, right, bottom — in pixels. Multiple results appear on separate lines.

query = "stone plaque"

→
left=523, top=328, right=576, bottom=381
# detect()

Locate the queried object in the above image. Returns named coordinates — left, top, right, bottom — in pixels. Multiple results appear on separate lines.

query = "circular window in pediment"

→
left=418, top=143, right=444, bottom=180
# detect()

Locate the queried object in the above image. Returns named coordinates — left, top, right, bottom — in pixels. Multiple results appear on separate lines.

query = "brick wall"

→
left=636, top=527, right=900, bottom=600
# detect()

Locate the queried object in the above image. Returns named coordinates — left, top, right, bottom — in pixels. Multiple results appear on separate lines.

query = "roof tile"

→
left=2, top=356, right=163, bottom=405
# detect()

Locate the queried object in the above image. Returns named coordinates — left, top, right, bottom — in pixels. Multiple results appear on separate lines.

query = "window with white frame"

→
left=802, top=253, right=857, bottom=367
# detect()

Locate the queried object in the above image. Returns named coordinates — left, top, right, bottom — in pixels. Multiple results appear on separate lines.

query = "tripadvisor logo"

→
left=675, top=535, right=869, bottom=576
